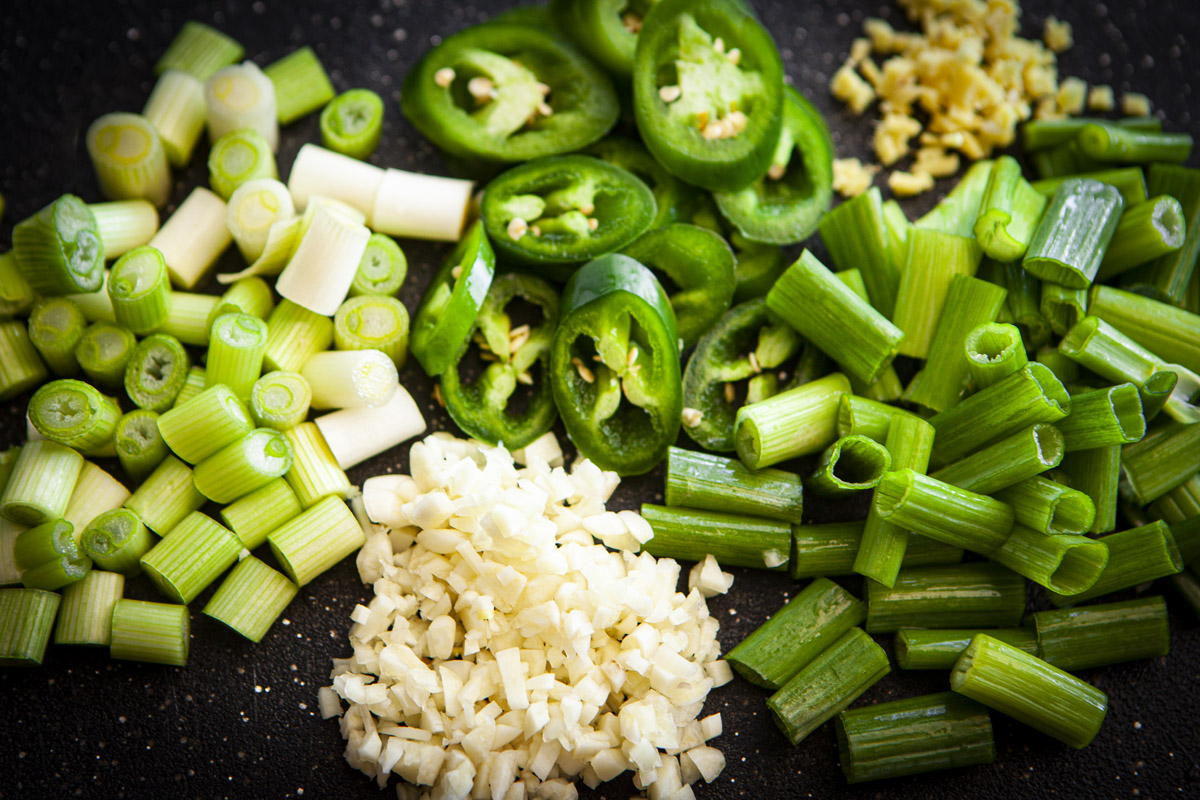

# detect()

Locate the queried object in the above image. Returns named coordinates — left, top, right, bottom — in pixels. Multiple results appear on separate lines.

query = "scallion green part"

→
left=1049, top=520, right=1182, bottom=606
left=0, top=250, right=35, bottom=317
left=665, top=447, right=803, bottom=524
left=207, top=277, right=275, bottom=336
left=1031, top=167, right=1148, bottom=207
left=0, top=440, right=84, bottom=526
left=250, top=371, right=312, bottom=431
left=999, top=262, right=1050, bottom=352
left=203, top=555, right=298, bottom=642
left=27, top=379, right=119, bottom=455
left=836, top=395, right=917, bottom=444
left=1030, top=141, right=1102, bottom=180
left=157, top=383, right=253, bottom=464
left=155, top=21, right=244, bottom=81
left=75, top=322, right=137, bottom=390
left=1167, top=515, right=1200, bottom=566
left=873, top=469, right=1014, bottom=556
left=973, top=156, right=1048, bottom=262
left=1034, top=596, right=1169, bottom=672
left=114, top=409, right=168, bottom=483
left=263, top=46, right=335, bottom=125
left=1096, top=194, right=1187, bottom=282
left=735, top=373, right=852, bottom=469
left=28, top=297, right=87, bottom=377
left=122, top=455, right=205, bottom=536
left=931, top=423, right=1064, bottom=495
left=893, top=628, right=1037, bottom=670
left=1150, top=474, right=1200, bottom=525
left=208, top=128, right=278, bottom=201
left=263, top=299, right=335, bottom=374
left=349, top=233, right=407, bottom=298
left=219, top=478, right=302, bottom=550
left=80, top=508, right=154, bottom=577
left=173, top=366, right=207, bottom=408
left=1041, top=282, right=1088, bottom=338
left=53, top=569, right=124, bottom=646
left=639, top=504, right=792, bottom=570
left=1121, top=163, right=1200, bottom=306
left=1056, top=383, right=1146, bottom=451
left=818, top=186, right=898, bottom=315
left=319, top=89, right=385, bottom=160
left=282, top=422, right=352, bottom=507
left=993, top=475, right=1096, bottom=536
left=1089, top=285, right=1200, bottom=374
left=143, top=69, right=207, bottom=167
left=12, top=194, right=104, bottom=296
left=1120, top=421, right=1200, bottom=505
left=158, top=292, right=220, bottom=346
left=805, top=435, right=890, bottom=497
left=0, top=588, right=61, bottom=666
left=990, top=524, right=1109, bottom=594
left=865, top=563, right=1026, bottom=633
left=1021, top=115, right=1162, bottom=151
left=61, top=461, right=130, bottom=537
left=0, top=322, right=49, bottom=402
left=791, top=523, right=962, bottom=580
left=1060, top=445, right=1121, bottom=534
left=333, top=295, right=409, bottom=369
left=892, top=229, right=983, bottom=359
left=193, top=428, right=293, bottom=504
left=85, top=113, right=171, bottom=207
left=109, top=598, right=189, bottom=666
left=267, top=495, right=365, bottom=586
left=206, top=312, right=268, bottom=400
left=108, top=245, right=171, bottom=334
left=1024, top=178, right=1125, bottom=289
left=89, top=200, right=159, bottom=260
left=916, top=159, right=994, bottom=236
left=0, top=518, right=22, bottom=587
left=124, top=333, right=190, bottom=412
left=965, top=322, right=1028, bottom=391
left=139, top=511, right=241, bottom=604
left=1076, top=123, right=1193, bottom=164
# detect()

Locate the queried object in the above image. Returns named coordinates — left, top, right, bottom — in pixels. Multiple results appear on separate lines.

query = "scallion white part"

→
left=204, top=61, right=279, bottom=152
left=313, top=382, right=426, bottom=469
left=286, top=143, right=384, bottom=215
left=226, top=178, right=295, bottom=262
left=275, top=204, right=370, bottom=316
left=89, top=200, right=159, bottom=259
left=61, top=461, right=131, bottom=540
left=300, top=350, right=398, bottom=409
left=0, top=519, right=26, bottom=586
left=142, top=69, right=207, bottom=167
left=66, top=271, right=116, bottom=323
left=370, top=168, right=474, bottom=242
left=149, top=187, right=232, bottom=289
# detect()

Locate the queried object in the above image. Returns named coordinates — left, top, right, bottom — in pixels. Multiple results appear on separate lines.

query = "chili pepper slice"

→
left=550, top=0, right=657, bottom=79
left=692, top=196, right=787, bottom=302
left=681, top=297, right=826, bottom=452
left=481, top=155, right=657, bottom=277
left=400, top=22, right=619, bottom=164
left=585, top=135, right=701, bottom=227
left=633, top=0, right=784, bottom=191
left=550, top=253, right=681, bottom=475
left=714, top=86, right=834, bottom=245
left=621, top=223, right=735, bottom=347
left=441, top=272, right=559, bottom=450
left=410, top=221, right=496, bottom=377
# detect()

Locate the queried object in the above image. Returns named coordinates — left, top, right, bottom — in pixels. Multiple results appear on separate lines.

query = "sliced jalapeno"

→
left=585, top=135, right=701, bottom=227
left=692, top=195, right=787, bottom=301
left=550, top=0, right=659, bottom=79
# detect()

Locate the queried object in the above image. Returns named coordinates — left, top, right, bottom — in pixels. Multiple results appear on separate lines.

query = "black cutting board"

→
left=1, top=1, right=1199, bottom=798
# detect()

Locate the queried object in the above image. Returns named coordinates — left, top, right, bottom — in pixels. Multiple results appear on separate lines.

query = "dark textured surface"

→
left=2, top=1, right=1199, bottom=798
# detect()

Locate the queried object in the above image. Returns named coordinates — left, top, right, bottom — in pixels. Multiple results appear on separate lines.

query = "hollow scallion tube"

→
left=726, top=578, right=866, bottom=690
left=263, top=300, right=335, bottom=373
left=1173, top=568, right=1200, bottom=618
left=792, top=522, right=962, bottom=579
left=310, top=385, right=426, bottom=470
left=1, top=519, right=27, bottom=587
left=263, top=46, right=335, bottom=125
left=1056, top=384, right=1146, bottom=451
left=993, top=476, right=1096, bottom=535
left=283, top=422, right=352, bottom=507
left=149, top=187, right=231, bottom=290
left=966, top=322, right=1028, bottom=390
left=1049, top=521, right=1182, bottom=606
left=206, top=313, right=268, bottom=400
left=207, top=277, right=275, bottom=335
left=1021, top=116, right=1162, bottom=151
left=1150, top=474, right=1200, bottom=525
left=85, top=113, right=171, bottom=207
left=107, top=246, right=170, bottom=334
left=0, top=448, right=19, bottom=499
left=1031, top=167, right=1148, bottom=207
left=1165, top=515, right=1200, bottom=566
left=1122, top=164, right=1200, bottom=306
left=15, top=518, right=91, bottom=591
left=1000, top=262, right=1050, bottom=352
left=765, top=250, right=904, bottom=385
left=931, top=423, right=1064, bottom=495
left=1096, top=195, right=1187, bottom=281
left=219, top=478, right=302, bottom=550
left=1061, top=446, right=1121, bottom=534
left=333, top=296, right=409, bottom=369
left=916, top=159, right=994, bottom=236
left=665, top=447, right=803, bottom=524
left=114, top=409, right=168, bottom=483
left=1031, top=141, right=1102, bottom=180
left=892, top=229, right=983, bottom=359
left=973, top=156, right=1048, bottom=262
left=28, top=379, right=120, bottom=454
left=319, top=89, right=384, bottom=160
left=207, top=128, right=278, bottom=200
left=12, top=193, right=104, bottom=296
left=1089, top=286, right=1200, bottom=374
left=139, top=511, right=241, bottom=604
left=182, top=371, right=219, bottom=408
left=639, top=504, right=792, bottom=570
left=142, top=69, right=206, bottom=167
left=155, top=293, right=218, bottom=348
left=0, top=588, right=61, bottom=666
left=904, top=276, right=1008, bottom=412
left=225, top=178, right=295, bottom=264
left=109, top=598, right=189, bottom=666
left=836, top=395, right=918, bottom=444
left=300, top=349, right=398, bottom=409
left=0, top=440, right=83, bottom=526
left=735, top=373, right=851, bottom=469
left=835, top=692, right=995, bottom=783
left=853, top=416, right=937, bottom=587
left=80, top=508, right=153, bottom=577
left=894, top=628, right=1037, bottom=670
left=250, top=371, right=311, bottom=431
left=203, top=556, right=298, bottom=642
left=950, top=633, right=1107, bottom=749
left=122, top=455, right=205, bottom=536
left=267, top=495, right=365, bottom=586
left=29, top=297, right=87, bottom=376
left=192, top=428, right=294, bottom=503
left=1041, top=283, right=1088, bottom=338
left=205, top=62, right=278, bottom=151
left=53, top=570, right=124, bottom=646
left=61, top=462, right=130, bottom=536
left=1036, top=346, right=1081, bottom=388
left=1120, top=421, right=1200, bottom=505
left=929, top=363, right=1070, bottom=467
left=1023, top=179, right=1125, bottom=289
left=154, top=21, right=243, bottom=80
left=75, top=322, right=136, bottom=390
left=808, top=436, right=891, bottom=497
left=0, top=322, right=48, bottom=402
left=873, top=470, right=1015, bottom=556
left=88, top=200, right=158, bottom=259
left=0, top=251, right=35, bottom=317
left=767, top=627, right=891, bottom=746
left=157, top=383, right=253, bottom=464
left=349, top=233, right=407, bottom=298
left=817, top=186, right=898, bottom=315
left=865, top=563, right=1026, bottom=633
left=1034, top=597, right=1170, bottom=672
left=124, top=333, right=189, bottom=412
left=1076, top=123, right=1193, bottom=164
left=989, top=525, right=1109, bottom=595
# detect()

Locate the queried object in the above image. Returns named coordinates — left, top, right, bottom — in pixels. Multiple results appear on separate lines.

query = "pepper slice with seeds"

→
left=550, top=0, right=659, bottom=79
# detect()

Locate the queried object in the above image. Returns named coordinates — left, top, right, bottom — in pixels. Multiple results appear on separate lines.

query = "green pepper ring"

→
left=550, top=0, right=643, bottom=79
left=585, top=135, right=700, bottom=228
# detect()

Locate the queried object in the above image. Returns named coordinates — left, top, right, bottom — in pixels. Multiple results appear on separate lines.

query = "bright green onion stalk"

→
left=1034, top=596, right=1170, bottom=672
left=1171, top=516, right=1200, bottom=566
left=192, top=428, right=294, bottom=503
left=53, top=570, right=124, bottom=646
left=792, top=523, right=962, bottom=579
left=973, top=156, right=1048, bottom=262
left=1089, top=285, right=1200, bottom=374
left=1036, top=345, right=1081, bottom=387
left=829, top=268, right=903, bottom=401
left=1056, top=384, right=1146, bottom=451
left=122, top=455, right=205, bottom=536
left=1121, top=163, right=1200, bottom=305
left=75, top=322, right=137, bottom=389
left=123, top=333, right=190, bottom=412
left=767, top=627, right=890, bottom=746
left=149, top=187, right=232, bottom=290
left=28, top=297, right=87, bottom=376
left=1031, top=167, right=1148, bottom=207
left=283, top=422, right=353, bottom=507
left=27, top=380, right=119, bottom=454
left=0, top=440, right=84, bottom=526
left=999, top=262, right=1050, bottom=352
left=85, top=113, right=171, bottom=207
left=173, top=368, right=207, bottom=411
left=300, top=349, right=398, bottom=409
left=872, top=470, right=1014, bottom=556
left=807, top=435, right=891, bottom=497
left=916, top=159, right=994, bottom=236
left=989, top=524, right=1109, bottom=595
left=950, top=633, right=1107, bottom=749
left=207, top=276, right=276, bottom=335
left=157, top=292, right=219, bottom=346
left=114, top=409, right=168, bottom=483
left=836, top=395, right=918, bottom=443
left=835, top=692, right=995, bottom=784
left=108, top=245, right=171, bottom=334
left=1120, top=421, right=1200, bottom=505
left=0, top=322, right=49, bottom=402
left=1041, top=282, right=1087, bottom=338
left=333, top=295, right=410, bottom=368
left=320, top=89, right=385, bottom=160
left=665, top=447, right=804, bottom=524
left=640, top=504, right=792, bottom=570
left=818, top=187, right=898, bottom=315
left=1024, top=179, right=1125, bottom=289
left=0, top=588, right=61, bottom=666
left=219, top=478, right=303, bottom=550
left=1061, top=445, right=1121, bottom=534
left=735, top=373, right=851, bottom=469
left=892, top=229, right=983, bottom=359
left=726, top=578, right=865, bottom=690
left=1150, top=475, right=1200, bottom=525
left=206, top=313, right=268, bottom=400
left=931, top=423, right=1064, bottom=495
left=267, top=495, right=366, bottom=586
left=865, top=563, right=1026, bottom=633
left=1096, top=195, right=1186, bottom=281
left=142, top=69, right=206, bottom=167
left=0, top=448, right=19, bottom=499
left=994, top=475, right=1096, bottom=536
left=1076, top=123, right=1193, bottom=164
left=893, top=628, right=1037, bottom=670
left=81, top=509, right=154, bottom=577
left=11, top=193, right=105, bottom=296
left=154, top=21, right=243, bottom=81
left=965, top=322, right=1028, bottom=390
left=1048, top=521, right=1182, bottom=606
left=349, top=233, right=407, bottom=297
left=139, top=511, right=241, bottom=604
left=0, top=250, right=36, bottom=317
left=157, top=383, right=253, bottom=464
left=203, top=556, right=298, bottom=642
left=207, top=128, right=278, bottom=200
left=264, top=46, right=336, bottom=125
left=15, top=518, right=90, bottom=591
left=250, top=371, right=312, bottom=431
left=263, top=299, right=334, bottom=373
left=1021, top=116, right=1162, bottom=151
left=61, top=461, right=130, bottom=536
left=109, top=598, right=189, bottom=666
left=1030, top=141, right=1101, bottom=180
left=89, top=200, right=159, bottom=259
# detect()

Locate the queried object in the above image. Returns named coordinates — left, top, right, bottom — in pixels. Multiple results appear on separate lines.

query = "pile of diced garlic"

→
left=319, top=432, right=733, bottom=800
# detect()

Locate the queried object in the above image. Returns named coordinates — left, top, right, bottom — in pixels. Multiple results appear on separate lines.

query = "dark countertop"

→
left=1, top=1, right=1199, bottom=799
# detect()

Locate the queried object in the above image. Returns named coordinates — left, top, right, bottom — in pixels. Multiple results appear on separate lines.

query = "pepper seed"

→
left=659, top=85, right=682, bottom=103
left=724, top=383, right=736, bottom=404
left=433, top=67, right=456, bottom=88
left=572, top=357, right=595, bottom=384
left=507, top=218, right=528, bottom=240
left=681, top=407, right=704, bottom=428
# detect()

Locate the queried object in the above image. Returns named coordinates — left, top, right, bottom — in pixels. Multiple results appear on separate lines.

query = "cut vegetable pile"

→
left=1, top=0, right=1199, bottom=799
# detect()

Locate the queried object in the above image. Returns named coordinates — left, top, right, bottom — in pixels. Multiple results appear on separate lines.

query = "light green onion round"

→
left=333, top=295, right=409, bottom=368
left=208, top=128, right=278, bottom=200
left=320, top=89, right=385, bottom=160
left=86, top=113, right=171, bottom=207
left=28, top=379, right=120, bottom=455
left=108, top=246, right=171, bottom=334
left=348, top=233, right=407, bottom=297
left=192, top=428, right=294, bottom=503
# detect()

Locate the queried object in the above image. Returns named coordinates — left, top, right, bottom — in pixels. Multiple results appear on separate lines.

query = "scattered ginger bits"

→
left=833, top=158, right=880, bottom=197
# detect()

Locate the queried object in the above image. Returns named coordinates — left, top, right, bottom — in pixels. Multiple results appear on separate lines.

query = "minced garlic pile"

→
left=320, top=432, right=731, bottom=800
left=829, top=0, right=1150, bottom=198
